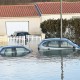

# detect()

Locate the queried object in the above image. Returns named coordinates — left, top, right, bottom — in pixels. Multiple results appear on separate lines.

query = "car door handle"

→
left=73, top=47, right=75, bottom=51
left=48, top=48, right=50, bottom=50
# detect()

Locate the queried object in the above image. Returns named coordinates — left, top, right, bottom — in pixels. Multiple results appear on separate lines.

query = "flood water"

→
left=0, top=51, right=80, bottom=80
left=0, top=42, right=80, bottom=80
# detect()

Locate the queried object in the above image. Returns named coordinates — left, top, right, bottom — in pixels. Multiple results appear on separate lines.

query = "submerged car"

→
left=38, top=38, right=80, bottom=55
left=0, top=45, right=32, bottom=57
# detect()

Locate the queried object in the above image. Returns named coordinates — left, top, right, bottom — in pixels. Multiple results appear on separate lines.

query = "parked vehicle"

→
left=0, top=45, right=32, bottom=57
left=12, top=31, right=30, bottom=36
left=38, top=38, right=80, bottom=55
left=11, top=31, right=30, bottom=44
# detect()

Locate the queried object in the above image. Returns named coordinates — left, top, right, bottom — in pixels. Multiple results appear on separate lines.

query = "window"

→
left=61, top=41, right=73, bottom=48
left=1, top=48, right=12, bottom=56
left=16, top=47, right=28, bottom=55
left=48, top=40, right=59, bottom=48
left=43, top=41, right=49, bottom=47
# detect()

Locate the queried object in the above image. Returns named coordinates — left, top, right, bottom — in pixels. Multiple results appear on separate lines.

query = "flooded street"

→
left=0, top=42, right=80, bottom=80
left=0, top=54, right=80, bottom=80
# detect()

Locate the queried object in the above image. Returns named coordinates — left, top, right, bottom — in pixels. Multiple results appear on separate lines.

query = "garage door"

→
left=6, top=21, right=29, bottom=36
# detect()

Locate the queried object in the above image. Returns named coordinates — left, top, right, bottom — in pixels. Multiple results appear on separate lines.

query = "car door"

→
left=0, top=47, right=13, bottom=56
left=42, top=40, right=60, bottom=54
left=60, top=40, right=75, bottom=54
left=16, top=47, right=30, bottom=56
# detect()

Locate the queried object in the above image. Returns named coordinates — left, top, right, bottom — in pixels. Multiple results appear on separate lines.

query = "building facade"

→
left=0, top=2, right=80, bottom=36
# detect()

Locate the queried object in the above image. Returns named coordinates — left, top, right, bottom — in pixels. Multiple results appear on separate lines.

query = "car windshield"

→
left=68, top=39, right=80, bottom=47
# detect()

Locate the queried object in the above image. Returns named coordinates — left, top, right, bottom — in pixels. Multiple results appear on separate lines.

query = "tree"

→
left=70, top=18, right=80, bottom=44
left=40, top=19, right=68, bottom=38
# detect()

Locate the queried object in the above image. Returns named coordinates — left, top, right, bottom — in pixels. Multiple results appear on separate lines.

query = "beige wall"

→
left=41, top=13, right=80, bottom=22
left=0, top=13, right=80, bottom=36
left=0, top=16, right=41, bottom=36
left=0, top=19, right=6, bottom=35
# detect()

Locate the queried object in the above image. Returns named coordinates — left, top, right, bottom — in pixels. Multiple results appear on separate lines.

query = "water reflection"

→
left=0, top=50, right=80, bottom=80
left=38, top=49, right=80, bottom=58
left=38, top=50, right=80, bottom=80
left=38, top=50, right=65, bottom=80
left=61, top=51, right=64, bottom=80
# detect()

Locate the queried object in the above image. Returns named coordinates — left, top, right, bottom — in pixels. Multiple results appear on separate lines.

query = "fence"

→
left=8, top=35, right=42, bottom=47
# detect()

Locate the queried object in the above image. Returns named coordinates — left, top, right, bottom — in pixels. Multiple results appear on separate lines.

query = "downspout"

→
left=35, top=4, right=45, bottom=39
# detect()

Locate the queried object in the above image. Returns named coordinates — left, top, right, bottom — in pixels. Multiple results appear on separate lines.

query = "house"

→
left=0, top=2, right=80, bottom=37
left=36, top=2, right=80, bottom=21
left=0, top=4, right=41, bottom=36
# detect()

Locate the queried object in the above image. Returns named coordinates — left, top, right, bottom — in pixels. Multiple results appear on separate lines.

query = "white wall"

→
left=0, top=17, right=41, bottom=36
left=6, top=21, right=29, bottom=36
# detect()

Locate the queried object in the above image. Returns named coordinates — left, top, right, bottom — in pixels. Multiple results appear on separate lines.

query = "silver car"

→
left=38, top=38, right=80, bottom=55
left=0, top=45, right=32, bottom=57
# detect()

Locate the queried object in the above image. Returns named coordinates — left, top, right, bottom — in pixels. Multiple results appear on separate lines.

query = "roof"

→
left=37, top=2, right=80, bottom=14
left=43, top=38, right=69, bottom=41
left=0, top=2, right=80, bottom=17
left=0, top=5, right=39, bottom=17
left=41, top=38, right=79, bottom=47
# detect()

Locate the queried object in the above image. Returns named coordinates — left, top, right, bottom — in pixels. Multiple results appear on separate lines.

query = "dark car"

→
left=0, top=45, right=32, bottom=57
left=38, top=38, right=80, bottom=55
left=12, top=31, right=30, bottom=36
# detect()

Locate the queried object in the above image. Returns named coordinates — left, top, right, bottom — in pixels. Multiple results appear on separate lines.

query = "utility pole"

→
left=60, top=0, right=62, bottom=38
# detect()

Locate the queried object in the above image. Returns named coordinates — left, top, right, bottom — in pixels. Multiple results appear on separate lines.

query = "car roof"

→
left=0, top=45, right=25, bottom=49
left=39, top=38, right=70, bottom=45
left=13, top=31, right=30, bottom=35
left=40, top=38, right=79, bottom=48
left=43, top=38, right=69, bottom=41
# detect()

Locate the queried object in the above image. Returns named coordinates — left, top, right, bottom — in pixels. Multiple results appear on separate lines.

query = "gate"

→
left=8, top=35, right=42, bottom=47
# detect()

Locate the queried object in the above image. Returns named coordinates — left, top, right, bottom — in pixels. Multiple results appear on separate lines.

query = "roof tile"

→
left=0, top=2, right=80, bottom=17
left=0, top=5, right=39, bottom=17
left=37, top=2, right=80, bottom=14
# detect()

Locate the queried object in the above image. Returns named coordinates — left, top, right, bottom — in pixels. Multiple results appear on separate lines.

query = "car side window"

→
left=0, top=49, right=5, bottom=54
left=16, top=47, right=27, bottom=55
left=1, top=48, right=12, bottom=55
left=48, top=40, right=59, bottom=48
left=61, top=41, right=73, bottom=48
left=42, top=41, right=49, bottom=47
